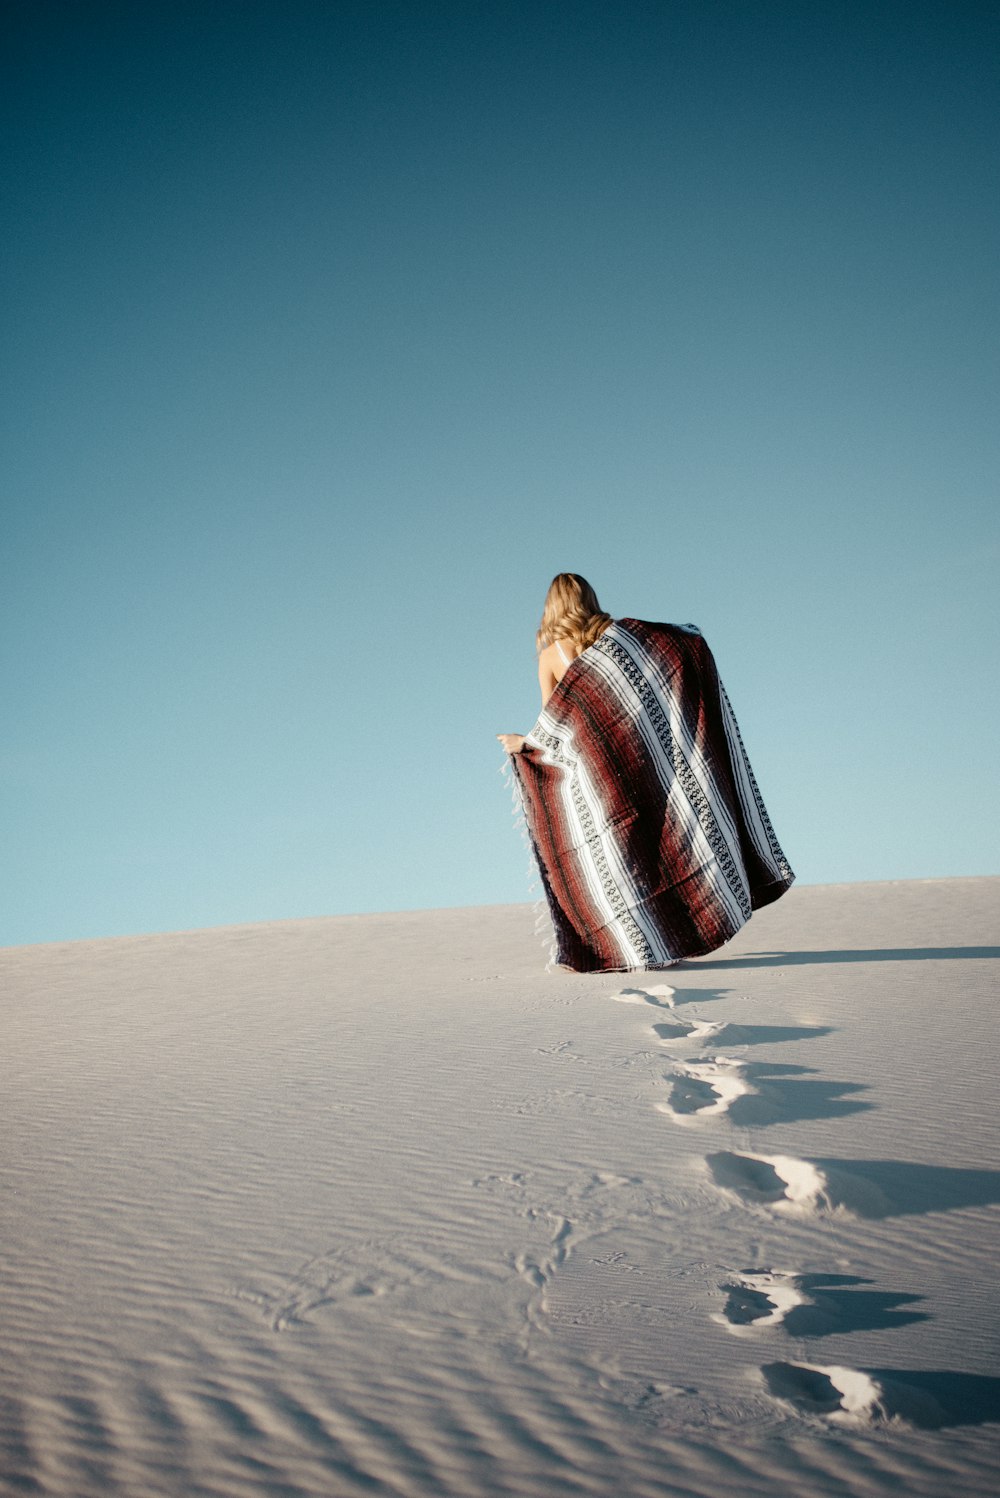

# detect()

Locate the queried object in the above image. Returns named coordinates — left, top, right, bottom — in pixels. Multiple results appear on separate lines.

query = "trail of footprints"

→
left=475, top=1167, right=652, bottom=1355
left=608, top=980, right=930, bottom=1430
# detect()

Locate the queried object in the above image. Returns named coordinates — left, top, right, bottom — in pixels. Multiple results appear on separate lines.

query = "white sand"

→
left=2, top=878, right=998, bottom=1497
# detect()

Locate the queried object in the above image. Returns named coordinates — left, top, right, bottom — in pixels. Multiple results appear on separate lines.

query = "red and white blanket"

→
left=511, top=619, right=794, bottom=973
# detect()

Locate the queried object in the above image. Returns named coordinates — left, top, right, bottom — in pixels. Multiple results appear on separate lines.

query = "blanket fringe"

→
left=499, top=755, right=558, bottom=970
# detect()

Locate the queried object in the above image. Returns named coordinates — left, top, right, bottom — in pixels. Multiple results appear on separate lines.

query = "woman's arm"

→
left=538, top=642, right=562, bottom=706
left=497, top=644, right=568, bottom=754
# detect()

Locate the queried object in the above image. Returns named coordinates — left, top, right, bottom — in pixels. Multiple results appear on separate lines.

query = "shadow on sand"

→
left=729, top=1069, right=873, bottom=1127
left=813, top=1159, right=1000, bottom=1217
left=763, top=1362, right=1000, bottom=1429
left=683, top=946, right=1000, bottom=971
left=722, top=1273, right=929, bottom=1337
left=783, top=1277, right=928, bottom=1338
left=709, top=1151, right=1000, bottom=1219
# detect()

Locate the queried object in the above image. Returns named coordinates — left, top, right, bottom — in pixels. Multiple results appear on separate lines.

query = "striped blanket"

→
left=511, top=619, right=794, bottom=973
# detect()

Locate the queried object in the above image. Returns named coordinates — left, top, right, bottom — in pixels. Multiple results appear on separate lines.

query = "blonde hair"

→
left=536, top=573, right=613, bottom=654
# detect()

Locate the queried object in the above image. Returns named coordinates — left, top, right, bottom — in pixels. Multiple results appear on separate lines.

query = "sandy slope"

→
left=2, top=878, right=999, bottom=1498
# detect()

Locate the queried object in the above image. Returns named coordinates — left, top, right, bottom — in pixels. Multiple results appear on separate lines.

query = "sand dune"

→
left=2, top=877, right=998, bottom=1496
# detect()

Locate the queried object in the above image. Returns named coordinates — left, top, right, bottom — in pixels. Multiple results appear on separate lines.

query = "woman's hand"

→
left=497, top=734, right=526, bottom=755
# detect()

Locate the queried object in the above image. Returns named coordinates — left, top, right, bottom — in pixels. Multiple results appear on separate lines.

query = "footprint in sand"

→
left=657, top=1058, right=753, bottom=1124
left=712, top=1271, right=809, bottom=1331
left=651, top=1016, right=727, bottom=1045
left=654, top=1019, right=833, bottom=1049
left=761, top=1361, right=892, bottom=1425
left=659, top=1060, right=871, bottom=1126
left=705, top=1151, right=892, bottom=1218
left=235, top=1240, right=421, bottom=1332
left=610, top=985, right=677, bottom=1008
left=714, top=1270, right=928, bottom=1337
left=758, top=1361, right=991, bottom=1429
left=512, top=1214, right=573, bottom=1291
left=705, top=1151, right=835, bottom=1214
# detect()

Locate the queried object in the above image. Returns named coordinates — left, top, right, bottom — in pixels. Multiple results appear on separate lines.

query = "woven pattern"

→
left=512, top=619, right=794, bottom=973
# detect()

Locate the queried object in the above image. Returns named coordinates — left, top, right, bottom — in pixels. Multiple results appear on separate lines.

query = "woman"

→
left=498, top=574, right=794, bottom=973
left=497, top=573, right=612, bottom=754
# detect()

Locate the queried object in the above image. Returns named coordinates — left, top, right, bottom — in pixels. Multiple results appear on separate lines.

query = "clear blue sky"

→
left=3, top=1, right=998, bottom=946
